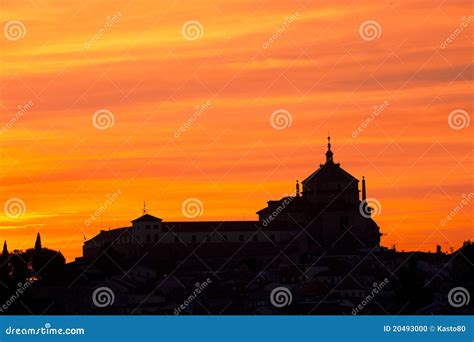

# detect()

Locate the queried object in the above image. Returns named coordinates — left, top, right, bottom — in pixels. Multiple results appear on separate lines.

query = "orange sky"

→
left=1, top=0, right=472, bottom=261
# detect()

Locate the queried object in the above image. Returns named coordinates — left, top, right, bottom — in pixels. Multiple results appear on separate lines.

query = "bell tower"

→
left=325, top=136, right=334, bottom=164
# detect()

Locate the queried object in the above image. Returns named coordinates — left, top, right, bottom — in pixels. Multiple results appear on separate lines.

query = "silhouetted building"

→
left=83, top=138, right=381, bottom=260
left=257, top=137, right=380, bottom=250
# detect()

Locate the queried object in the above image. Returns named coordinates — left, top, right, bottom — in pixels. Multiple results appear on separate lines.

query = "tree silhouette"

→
left=0, top=241, right=10, bottom=286
left=28, top=248, right=66, bottom=283
left=9, top=252, right=29, bottom=285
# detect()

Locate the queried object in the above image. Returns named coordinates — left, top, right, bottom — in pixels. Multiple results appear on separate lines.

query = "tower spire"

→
left=143, top=201, right=147, bottom=215
left=325, top=135, right=334, bottom=164
left=362, top=176, right=367, bottom=201
left=296, top=180, right=300, bottom=197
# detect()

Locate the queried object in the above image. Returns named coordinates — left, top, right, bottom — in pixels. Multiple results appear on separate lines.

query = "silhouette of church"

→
left=83, top=138, right=381, bottom=259
left=2, top=138, right=472, bottom=316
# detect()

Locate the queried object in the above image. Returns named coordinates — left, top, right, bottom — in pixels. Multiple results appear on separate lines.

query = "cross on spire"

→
left=325, top=135, right=334, bottom=164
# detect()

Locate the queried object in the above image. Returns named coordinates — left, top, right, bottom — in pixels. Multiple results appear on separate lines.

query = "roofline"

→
left=163, top=221, right=259, bottom=225
left=131, top=214, right=162, bottom=223
left=302, top=163, right=358, bottom=184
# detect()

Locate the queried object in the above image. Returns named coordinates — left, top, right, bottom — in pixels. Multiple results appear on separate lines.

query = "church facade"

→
left=257, top=137, right=381, bottom=251
left=83, top=138, right=381, bottom=260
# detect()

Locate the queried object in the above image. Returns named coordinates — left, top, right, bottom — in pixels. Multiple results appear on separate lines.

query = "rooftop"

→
left=131, top=214, right=162, bottom=223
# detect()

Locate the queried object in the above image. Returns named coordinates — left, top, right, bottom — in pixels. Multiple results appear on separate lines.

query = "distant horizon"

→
left=5, top=222, right=471, bottom=261
left=3, top=161, right=473, bottom=262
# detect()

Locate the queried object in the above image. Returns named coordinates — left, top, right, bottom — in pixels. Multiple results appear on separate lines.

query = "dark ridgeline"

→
left=1, top=138, right=472, bottom=315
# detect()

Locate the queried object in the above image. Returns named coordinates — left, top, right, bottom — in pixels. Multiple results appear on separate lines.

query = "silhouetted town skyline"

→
left=1, top=138, right=472, bottom=315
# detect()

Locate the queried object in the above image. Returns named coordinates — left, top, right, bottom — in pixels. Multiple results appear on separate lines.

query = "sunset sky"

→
left=1, top=0, right=472, bottom=261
